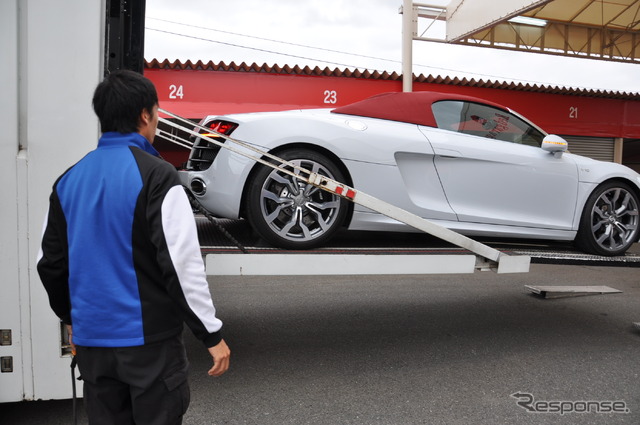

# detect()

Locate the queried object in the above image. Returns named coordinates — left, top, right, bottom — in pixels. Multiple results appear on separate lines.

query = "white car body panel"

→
left=420, top=126, right=580, bottom=230
left=349, top=210, right=578, bottom=240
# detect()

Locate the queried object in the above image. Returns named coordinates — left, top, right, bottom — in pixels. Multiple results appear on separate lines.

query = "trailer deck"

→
left=196, top=217, right=640, bottom=269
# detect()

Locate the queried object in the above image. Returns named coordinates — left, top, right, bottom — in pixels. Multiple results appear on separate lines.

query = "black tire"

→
left=575, top=181, right=640, bottom=256
left=245, top=149, right=349, bottom=249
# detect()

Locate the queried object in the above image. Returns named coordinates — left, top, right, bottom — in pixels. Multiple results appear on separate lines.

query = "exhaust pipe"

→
left=190, top=178, right=207, bottom=196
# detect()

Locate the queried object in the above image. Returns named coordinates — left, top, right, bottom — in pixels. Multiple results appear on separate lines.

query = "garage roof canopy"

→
left=415, top=0, right=640, bottom=63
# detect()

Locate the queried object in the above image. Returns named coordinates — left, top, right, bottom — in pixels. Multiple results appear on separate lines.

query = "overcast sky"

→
left=144, top=0, right=640, bottom=94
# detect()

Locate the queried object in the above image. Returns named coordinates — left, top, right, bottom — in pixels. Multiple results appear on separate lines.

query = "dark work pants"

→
left=75, top=334, right=190, bottom=425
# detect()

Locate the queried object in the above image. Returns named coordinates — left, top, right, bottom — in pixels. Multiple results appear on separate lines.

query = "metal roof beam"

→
left=445, top=0, right=553, bottom=41
left=400, top=1, right=640, bottom=92
left=456, top=20, right=640, bottom=63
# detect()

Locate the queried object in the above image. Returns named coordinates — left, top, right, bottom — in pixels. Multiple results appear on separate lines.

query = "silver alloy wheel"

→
left=589, top=186, right=639, bottom=252
left=258, top=159, right=343, bottom=242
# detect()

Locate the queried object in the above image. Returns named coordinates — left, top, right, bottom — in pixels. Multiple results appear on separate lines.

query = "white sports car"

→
left=178, top=91, right=640, bottom=256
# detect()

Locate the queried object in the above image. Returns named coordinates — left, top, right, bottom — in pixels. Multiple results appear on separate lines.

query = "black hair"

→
left=92, top=70, right=158, bottom=133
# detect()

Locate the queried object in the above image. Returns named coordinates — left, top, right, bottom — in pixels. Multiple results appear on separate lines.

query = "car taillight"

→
left=187, top=120, right=238, bottom=171
left=201, top=120, right=238, bottom=138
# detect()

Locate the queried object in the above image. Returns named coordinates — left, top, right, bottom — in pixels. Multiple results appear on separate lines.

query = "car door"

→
left=420, top=100, right=579, bottom=230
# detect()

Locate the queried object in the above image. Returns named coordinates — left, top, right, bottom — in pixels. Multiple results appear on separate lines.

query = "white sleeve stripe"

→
left=161, top=186, right=222, bottom=333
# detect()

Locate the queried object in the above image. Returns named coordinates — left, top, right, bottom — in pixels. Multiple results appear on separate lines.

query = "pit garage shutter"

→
left=562, top=136, right=615, bottom=162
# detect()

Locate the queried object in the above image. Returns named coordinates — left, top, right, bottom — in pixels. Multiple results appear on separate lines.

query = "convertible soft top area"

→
left=331, top=91, right=509, bottom=127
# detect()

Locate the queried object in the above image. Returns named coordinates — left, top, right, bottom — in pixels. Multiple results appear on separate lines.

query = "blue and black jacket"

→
left=37, top=132, right=222, bottom=348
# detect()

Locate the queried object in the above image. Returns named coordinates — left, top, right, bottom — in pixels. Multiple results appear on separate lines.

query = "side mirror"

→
left=541, top=135, right=568, bottom=157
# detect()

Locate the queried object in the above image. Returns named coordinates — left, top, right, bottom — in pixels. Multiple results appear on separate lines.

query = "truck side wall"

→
left=0, top=0, right=104, bottom=402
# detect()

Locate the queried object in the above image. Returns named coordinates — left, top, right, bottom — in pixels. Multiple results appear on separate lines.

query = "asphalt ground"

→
left=4, top=258, right=640, bottom=424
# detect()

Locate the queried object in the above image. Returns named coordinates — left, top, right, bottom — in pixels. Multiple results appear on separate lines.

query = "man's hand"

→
left=65, top=324, right=76, bottom=355
left=207, top=339, right=230, bottom=376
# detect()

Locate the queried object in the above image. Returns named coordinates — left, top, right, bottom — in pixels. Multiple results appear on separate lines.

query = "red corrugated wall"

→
left=145, top=67, right=640, bottom=166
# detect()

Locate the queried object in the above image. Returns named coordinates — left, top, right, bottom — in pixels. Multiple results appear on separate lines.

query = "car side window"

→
left=432, top=100, right=544, bottom=147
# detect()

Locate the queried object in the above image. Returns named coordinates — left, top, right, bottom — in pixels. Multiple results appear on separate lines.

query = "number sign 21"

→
left=569, top=106, right=578, bottom=119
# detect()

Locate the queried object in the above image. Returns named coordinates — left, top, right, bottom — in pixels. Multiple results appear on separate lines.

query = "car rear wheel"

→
left=575, top=181, right=640, bottom=256
left=245, top=149, right=348, bottom=249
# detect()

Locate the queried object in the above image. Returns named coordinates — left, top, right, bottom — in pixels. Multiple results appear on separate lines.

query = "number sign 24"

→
left=169, top=84, right=184, bottom=99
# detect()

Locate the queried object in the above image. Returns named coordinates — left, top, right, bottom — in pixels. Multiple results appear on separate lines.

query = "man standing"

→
left=37, top=70, right=230, bottom=424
